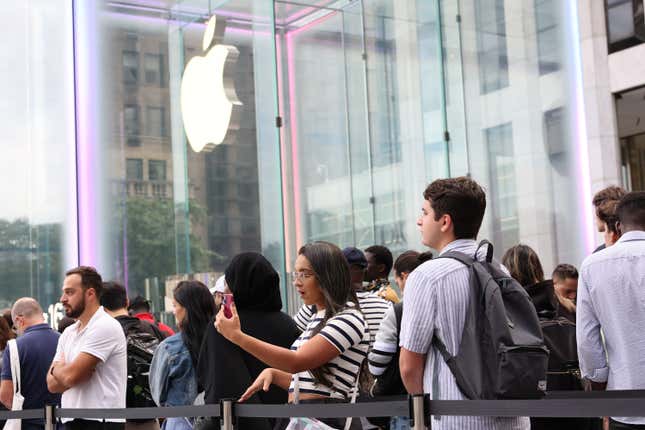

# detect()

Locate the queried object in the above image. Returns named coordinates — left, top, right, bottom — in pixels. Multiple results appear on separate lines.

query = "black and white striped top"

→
left=288, top=305, right=370, bottom=400
left=293, top=291, right=390, bottom=348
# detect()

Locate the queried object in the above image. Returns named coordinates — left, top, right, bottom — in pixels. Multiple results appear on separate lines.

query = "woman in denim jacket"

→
left=150, top=281, right=216, bottom=430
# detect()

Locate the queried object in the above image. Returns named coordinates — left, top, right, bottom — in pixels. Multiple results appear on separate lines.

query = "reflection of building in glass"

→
left=3, top=0, right=644, bottom=315
left=104, top=17, right=261, bottom=296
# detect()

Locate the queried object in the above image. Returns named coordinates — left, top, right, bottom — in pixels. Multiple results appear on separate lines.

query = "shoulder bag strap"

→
left=8, top=339, right=20, bottom=395
left=292, top=373, right=299, bottom=405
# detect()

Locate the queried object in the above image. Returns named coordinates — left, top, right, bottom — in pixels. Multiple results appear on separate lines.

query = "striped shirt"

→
left=289, top=305, right=370, bottom=400
left=368, top=304, right=398, bottom=376
left=293, top=291, right=390, bottom=348
left=400, top=239, right=530, bottom=430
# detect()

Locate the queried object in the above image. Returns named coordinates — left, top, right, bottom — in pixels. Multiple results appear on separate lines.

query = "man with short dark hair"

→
left=577, top=192, right=645, bottom=428
left=364, top=245, right=399, bottom=303
left=0, top=298, right=60, bottom=430
left=342, top=247, right=390, bottom=347
left=552, top=263, right=579, bottom=302
left=129, top=295, right=174, bottom=337
left=101, top=282, right=163, bottom=430
left=592, top=186, right=626, bottom=251
left=399, top=177, right=529, bottom=429
left=47, top=266, right=127, bottom=430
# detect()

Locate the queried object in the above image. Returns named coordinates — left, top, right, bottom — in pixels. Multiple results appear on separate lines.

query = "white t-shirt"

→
left=54, top=306, right=127, bottom=422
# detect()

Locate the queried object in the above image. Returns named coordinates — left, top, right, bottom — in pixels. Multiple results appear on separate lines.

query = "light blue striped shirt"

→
left=577, top=230, right=645, bottom=425
left=400, top=239, right=529, bottom=430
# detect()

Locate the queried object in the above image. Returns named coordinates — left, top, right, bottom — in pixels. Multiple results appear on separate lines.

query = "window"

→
left=122, top=50, right=139, bottom=84
left=486, top=123, right=518, bottom=251
left=535, top=0, right=561, bottom=74
left=124, top=104, right=140, bottom=146
left=126, top=158, right=143, bottom=181
left=146, top=106, right=166, bottom=137
left=144, top=53, right=164, bottom=85
left=475, top=0, right=509, bottom=94
left=606, top=0, right=645, bottom=53
left=148, top=160, right=167, bottom=181
left=544, top=107, right=565, bottom=157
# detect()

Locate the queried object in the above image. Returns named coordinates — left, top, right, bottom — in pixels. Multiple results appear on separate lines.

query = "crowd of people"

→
left=0, top=177, right=643, bottom=430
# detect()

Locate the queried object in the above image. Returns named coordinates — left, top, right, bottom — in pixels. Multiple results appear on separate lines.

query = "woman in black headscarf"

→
left=197, top=253, right=300, bottom=430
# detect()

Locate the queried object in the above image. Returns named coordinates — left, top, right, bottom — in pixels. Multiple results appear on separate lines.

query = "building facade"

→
left=2, top=0, right=636, bottom=317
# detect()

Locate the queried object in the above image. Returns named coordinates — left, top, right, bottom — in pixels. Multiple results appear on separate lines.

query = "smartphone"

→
left=223, top=293, right=234, bottom=318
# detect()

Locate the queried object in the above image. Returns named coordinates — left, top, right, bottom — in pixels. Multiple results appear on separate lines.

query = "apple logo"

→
left=180, top=15, right=242, bottom=153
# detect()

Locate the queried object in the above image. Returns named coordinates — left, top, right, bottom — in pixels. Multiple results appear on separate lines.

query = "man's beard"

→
left=65, top=295, right=86, bottom=319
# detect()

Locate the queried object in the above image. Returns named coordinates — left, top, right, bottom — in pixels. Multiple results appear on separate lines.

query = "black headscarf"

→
left=224, top=252, right=282, bottom=312
left=198, top=253, right=299, bottom=430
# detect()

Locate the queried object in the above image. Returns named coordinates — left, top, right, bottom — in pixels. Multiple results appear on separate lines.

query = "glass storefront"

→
left=0, top=1, right=76, bottom=317
left=0, top=0, right=592, bottom=317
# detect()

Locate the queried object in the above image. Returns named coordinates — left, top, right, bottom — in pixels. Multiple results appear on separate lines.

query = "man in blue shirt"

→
left=0, top=298, right=61, bottom=430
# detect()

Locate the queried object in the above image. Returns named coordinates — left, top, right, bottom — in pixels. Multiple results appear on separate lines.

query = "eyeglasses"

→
left=290, top=271, right=315, bottom=282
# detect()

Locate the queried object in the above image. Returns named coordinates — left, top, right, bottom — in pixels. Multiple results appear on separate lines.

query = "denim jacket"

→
left=149, top=333, right=198, bottom=407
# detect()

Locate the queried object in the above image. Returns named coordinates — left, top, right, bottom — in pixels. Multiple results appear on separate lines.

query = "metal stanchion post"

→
left=409, top=394, right=428, bottom=430
left=44, top=405, right=55, bottom=430
left=220, top=399, right=234, bottom=430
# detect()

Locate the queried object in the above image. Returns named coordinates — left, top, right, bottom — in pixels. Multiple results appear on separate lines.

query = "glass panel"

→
left=276, top=0, right=589, bottom=297
left=0, top=0, right=76, bottom=315
left=474, top=0, right=509, bottom=94
left=607, top=0, right=636, bottom=43
left=76, top=0, right=284, bottom=319
left=535, top=0, right=562, bottom=74
left=144, top=53, right=164, bottom=85
left=126, top=158, right=143, bottom=180
left=123, top=50, right=139, bottom=84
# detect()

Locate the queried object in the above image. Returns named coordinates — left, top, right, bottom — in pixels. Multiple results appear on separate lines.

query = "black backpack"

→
left=540, top=316, right=582, bottom=391
left=433, top=240, right=549, bottom=399
left=124, top=325, right=161, bottom=409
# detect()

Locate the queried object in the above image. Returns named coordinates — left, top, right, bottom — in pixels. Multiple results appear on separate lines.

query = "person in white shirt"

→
left=577, top=191, right=645, bottom=429
left=46, top=266, right=127, bottom=430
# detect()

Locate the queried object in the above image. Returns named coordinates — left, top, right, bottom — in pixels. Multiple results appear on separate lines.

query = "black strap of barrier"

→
left=0, top=409, right=45, bottom=420
left=5, top=390, right=644, bottom=422
left=55, top=404, right=221, bottom=420
left=236, top=400, right=409, bottom=418
left=428, top=397, right=645, bottom=417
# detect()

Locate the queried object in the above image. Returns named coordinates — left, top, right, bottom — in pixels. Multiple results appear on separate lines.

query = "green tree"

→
left=120, top=197, right=219, bottom=296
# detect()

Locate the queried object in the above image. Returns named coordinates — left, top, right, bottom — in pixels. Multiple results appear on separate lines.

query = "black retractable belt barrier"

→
left=21, top=389, right=645, bottom=430
left=0, top=408, right=44, bottom=420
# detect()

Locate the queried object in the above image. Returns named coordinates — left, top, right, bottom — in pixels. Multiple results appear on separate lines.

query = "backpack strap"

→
left=436, top=250, right=476, bottom=267
left=394, top=302, right=404, bottom=335
left=476, top=240, right=494, bottom=263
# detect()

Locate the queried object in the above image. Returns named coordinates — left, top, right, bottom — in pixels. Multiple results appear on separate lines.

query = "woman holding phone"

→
left=215, top=241, right=369, bottom=430
left=149, top=281, right=216, bottom=430
left=198, top=252, right=300, bottom=430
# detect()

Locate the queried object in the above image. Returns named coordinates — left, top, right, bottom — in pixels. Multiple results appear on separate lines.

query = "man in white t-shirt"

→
left=47, top=266, right=127, bottom=430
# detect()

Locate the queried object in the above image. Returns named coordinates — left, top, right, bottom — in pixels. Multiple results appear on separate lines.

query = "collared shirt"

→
left=400, top=239, right=529, bottom=430
left=54, top=306, right=127, bottom=422
left=2, top=323, right=61, bottom=421
left=577, top=230, right=645, bottom=425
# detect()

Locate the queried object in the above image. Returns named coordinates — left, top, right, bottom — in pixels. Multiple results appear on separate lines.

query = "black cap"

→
left=342, top=247, right=368, bottom=268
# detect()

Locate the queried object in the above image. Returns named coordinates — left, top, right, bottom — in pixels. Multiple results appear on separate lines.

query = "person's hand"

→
left=214, top=302, right=242, bottom=344
left=239, top=368, right=274, bottom=402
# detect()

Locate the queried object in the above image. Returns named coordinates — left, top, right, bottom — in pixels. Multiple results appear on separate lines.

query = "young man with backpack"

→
left=400, top=177, right=545, bottom=429
left=101, top=282, right=166, bottom=430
